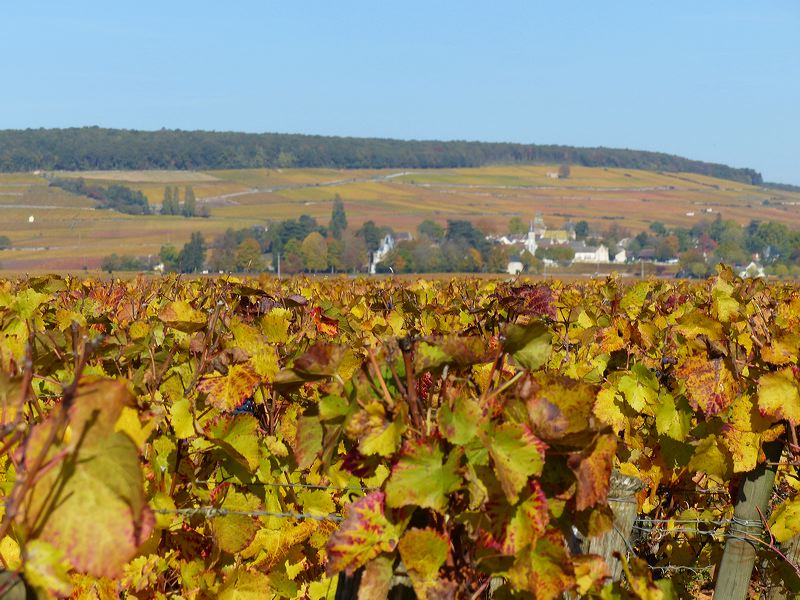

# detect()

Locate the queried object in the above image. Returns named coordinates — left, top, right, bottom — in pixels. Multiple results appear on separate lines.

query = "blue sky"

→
left=1, top=2, right=798, bottom=183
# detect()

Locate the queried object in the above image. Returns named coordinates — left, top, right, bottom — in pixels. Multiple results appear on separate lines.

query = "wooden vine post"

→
left=583, top=471, right=645, bottom=581
left=714, top=440, right=783, bottom=600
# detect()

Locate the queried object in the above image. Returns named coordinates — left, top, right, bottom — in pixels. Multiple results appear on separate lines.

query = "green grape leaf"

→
left=504, top=321, right=552, bottom=371
left=617, top=364, right=658, bottom=413
left=385, top=439, right=462, bottom=512
left=482, top=423, right=546, bottom=504
left=205, top=414, right=261, bottom=472
left=655, top=392, right=692, bottom=441
left=438, top=395, right=482, bottom=445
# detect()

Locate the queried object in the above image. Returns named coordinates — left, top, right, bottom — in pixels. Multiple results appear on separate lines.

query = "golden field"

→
left=1, top=166, right=798, bottom=271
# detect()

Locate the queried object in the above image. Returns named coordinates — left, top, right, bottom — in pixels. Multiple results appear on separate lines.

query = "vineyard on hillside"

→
left=2, top=270, right=800, bottom=598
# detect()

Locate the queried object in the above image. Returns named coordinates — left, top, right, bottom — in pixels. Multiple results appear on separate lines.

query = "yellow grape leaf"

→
left=711, top=276, right=739, bottom=322
left=217, top=568, right=274, bottom=600
left=768, top=497, right=800, bottom=543
left=0, top=536, right=21, bottom=570
left=115, top=406, right=156, bottom=449
left=758, top=369, right=800, bottom=424
left=158, top=300, right=207, bottom=333
left=594, top=387, right=626, bottom=431
left=169, top=397, right=196, bottom=439
left=23, top=540, right=72, bottom=598
left=761, top=333, right=800, bottom=366
left=688, top=435, right=731, bottom=482
left=397, top=528, right=450, bottom=600
left=260, top=308, right=292, bottom=343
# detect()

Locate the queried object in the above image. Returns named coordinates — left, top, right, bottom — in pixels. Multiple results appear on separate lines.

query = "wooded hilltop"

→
left=0, top=127, right=766, bottom=185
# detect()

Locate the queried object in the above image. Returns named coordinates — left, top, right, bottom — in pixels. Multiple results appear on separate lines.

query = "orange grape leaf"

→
left=676, top=355, right=735, bottom=417
left=568, top=433, right=617, bottom=511
left=198, top=363, right=260, bottom=412
left=505, top=531, right=575, bottom=598
left=573, top=554, right=611, bottom=595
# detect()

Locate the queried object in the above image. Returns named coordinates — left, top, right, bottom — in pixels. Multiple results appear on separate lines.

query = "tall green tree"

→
left=329, top=194, right=348, bottom=240
left=177, top=232, right=205, bottom=273
left=417, top=219, right=445, bottom=242
left=182, top=186, right=196, bottom=217
left=356, top=221, right=384, bottom=253
left=161, top=186, right=180, bottom=215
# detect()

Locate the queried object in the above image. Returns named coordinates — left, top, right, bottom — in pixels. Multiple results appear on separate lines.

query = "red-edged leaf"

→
left=326, top=492, right=400, bottom=576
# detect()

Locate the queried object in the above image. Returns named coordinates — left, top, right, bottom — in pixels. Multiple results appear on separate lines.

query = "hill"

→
left=0, top=127, right=764, bottom=185
left=1, top=165, right=799, bottom=272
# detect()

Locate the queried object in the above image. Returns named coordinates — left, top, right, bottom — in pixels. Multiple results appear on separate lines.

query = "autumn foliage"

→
left=1, top=267, right=800, bottom=598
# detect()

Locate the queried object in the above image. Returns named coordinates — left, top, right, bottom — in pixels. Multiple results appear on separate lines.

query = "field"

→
left=1, top=165, right=799, bottom=272
left=1, top=272, right=799, bottom=598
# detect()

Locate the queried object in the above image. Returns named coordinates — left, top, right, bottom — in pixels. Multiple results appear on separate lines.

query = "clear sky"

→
left=1, top=2, right=798, bottom=183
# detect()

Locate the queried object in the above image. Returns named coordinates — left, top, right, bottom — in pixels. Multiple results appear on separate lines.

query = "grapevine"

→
left=1, top=268, right=800, bottom=598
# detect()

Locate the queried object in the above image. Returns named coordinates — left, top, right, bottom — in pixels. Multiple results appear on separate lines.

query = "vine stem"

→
left=366, top=347, right=394, bottom=407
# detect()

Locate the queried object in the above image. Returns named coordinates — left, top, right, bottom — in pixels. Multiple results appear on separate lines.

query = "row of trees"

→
left=49, top=179, right=210, bottom=217
left=50, top=178, right=150, bottom=215
left=160, top=186, right=208, bottom=217
left=0, top=127, right=763, bottom=184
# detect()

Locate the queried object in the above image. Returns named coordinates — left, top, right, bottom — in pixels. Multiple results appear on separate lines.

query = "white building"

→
left=571, top=242, right=610, bottom=264
left=507, top=260, right=524, bottom=275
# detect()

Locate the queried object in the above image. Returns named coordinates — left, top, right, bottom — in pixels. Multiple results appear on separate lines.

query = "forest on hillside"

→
left=0, top=127, right=764, bottom=184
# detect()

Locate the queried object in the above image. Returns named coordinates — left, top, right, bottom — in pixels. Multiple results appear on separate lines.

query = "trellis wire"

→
left=193, top=480, right=378, bottom=492
left=152, top=507, right=342, bottom=521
